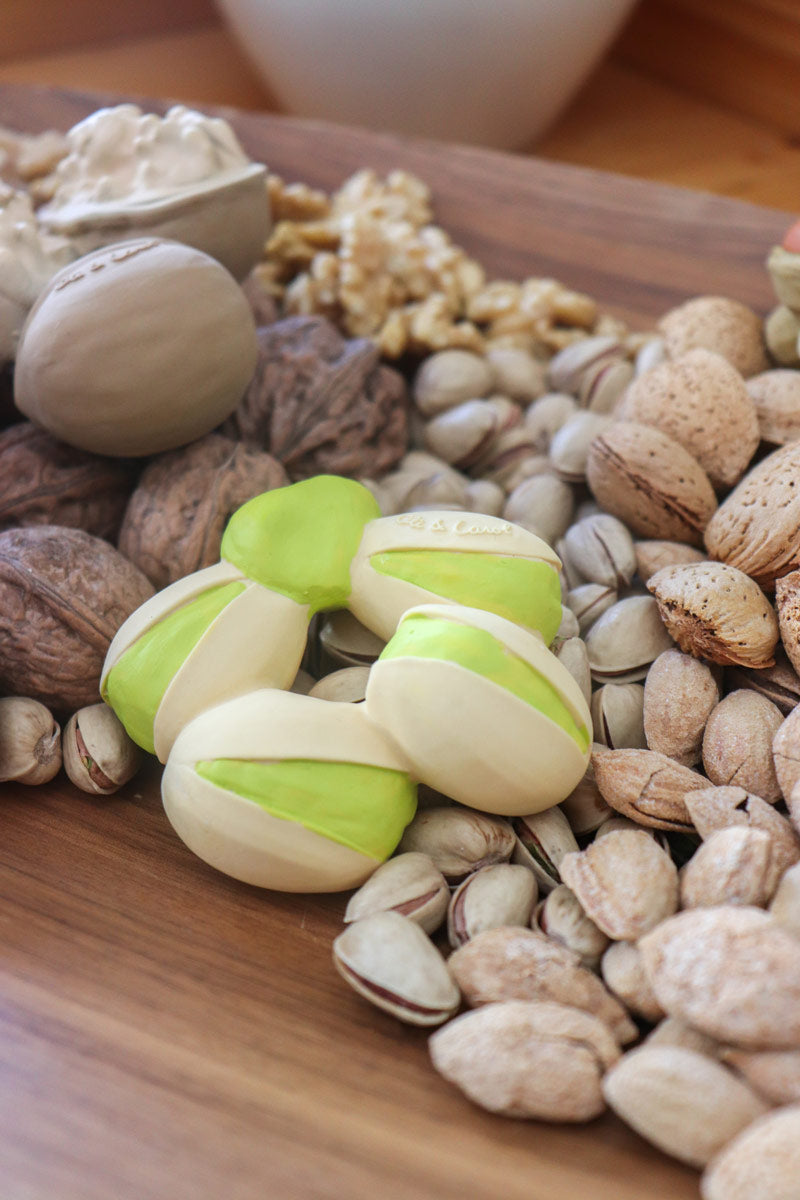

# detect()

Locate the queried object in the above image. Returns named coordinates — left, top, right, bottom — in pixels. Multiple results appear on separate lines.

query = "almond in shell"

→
left=704, top=441, right=800, bottom=591
left=591, top=745, right=707, bottom=832
left=586, top=421, right=717, bottom=547
left=746, top=368, right=800, bottom=445
left=619, top=348, right=759, bottom=489
left=775, top=567, right=800, bottom=677
left=647, top=561, right=779, bottom=669
left=657, top=294, right=768, bottom=378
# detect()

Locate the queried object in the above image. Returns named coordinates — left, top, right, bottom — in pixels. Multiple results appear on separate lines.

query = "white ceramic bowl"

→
left=216, top=0, right=639, bottom=149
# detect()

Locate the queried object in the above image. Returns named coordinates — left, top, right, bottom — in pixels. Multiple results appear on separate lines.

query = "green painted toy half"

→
left=162, top=689, right=418, bottom=891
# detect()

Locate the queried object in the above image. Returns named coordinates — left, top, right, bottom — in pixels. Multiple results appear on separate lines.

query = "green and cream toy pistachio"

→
left=101, top=476, right=380, bottom=762
left=365, top=604, right=592, bottom=816
left=161, top=689, right=417, bottom=891
left=348, top=509, right=563, bottom=644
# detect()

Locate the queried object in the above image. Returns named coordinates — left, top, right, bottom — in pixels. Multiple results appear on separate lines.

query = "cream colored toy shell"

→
left=162, top=690, right=412, bottom=892
left=365, top=604, right=591, bottom=815
left=14, top=238, right=258, bottom=457
left=37, top=104, right=270, bottom=280
left=101, top=561, right=308, bottom=762
left=348, top=510, right=561, bottom=642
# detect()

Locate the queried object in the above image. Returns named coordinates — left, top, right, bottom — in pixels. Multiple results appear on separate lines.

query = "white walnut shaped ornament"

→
left=365, top=603, right=591, bottom=816
left=14, top=237, right=258, bottom=457
left=37, top=104, right=270, bottom=281
left=161, top=689, right=417, bottom=892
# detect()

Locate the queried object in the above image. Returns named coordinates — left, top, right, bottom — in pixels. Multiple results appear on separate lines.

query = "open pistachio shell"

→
left=101, top=560, right=308, bottom=761
left=348, top=509, right=563, bottom=643
left=162, top=690, right=417, bottom=892
left=365, top=604, right=591, bottom=816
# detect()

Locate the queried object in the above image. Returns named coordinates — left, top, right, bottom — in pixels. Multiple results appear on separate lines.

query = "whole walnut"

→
left=0, top=525, right=154, bottom=711
left=223, top=315, right=409, bottom=480
left=0, top=422, right=138, bottom=540
left=118, top=433, right=288, bottom=589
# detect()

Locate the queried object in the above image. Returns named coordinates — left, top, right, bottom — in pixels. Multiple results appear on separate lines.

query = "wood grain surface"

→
left=0, top=83, right=793, bottom=1200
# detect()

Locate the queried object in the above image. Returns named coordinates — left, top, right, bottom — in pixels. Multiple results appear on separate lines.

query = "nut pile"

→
left=6, top=106, right=800, bottom=1196
left=323, top=235, right=800, bottom=1197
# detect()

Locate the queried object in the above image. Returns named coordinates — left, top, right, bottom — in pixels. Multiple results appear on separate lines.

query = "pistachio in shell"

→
left=63, top=702, right=140, bottom=795
left=0, top=525, right=154, bottom=711
left=0, top=695, right=61, bottom=785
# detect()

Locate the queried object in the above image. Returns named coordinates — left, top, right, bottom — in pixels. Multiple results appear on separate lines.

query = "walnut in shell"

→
left=223, top=315, right=409, bottom=480
left=0, top=422, right=137, bottom=541
left=118, top=433, right=288, bottom=589
left=647, top=561, right=779, bottom=669
left=0, top=525, right=154, bottom=710
left=704, top=441, right=800, bottom=591
left=585, top=421, right=717, bottom=547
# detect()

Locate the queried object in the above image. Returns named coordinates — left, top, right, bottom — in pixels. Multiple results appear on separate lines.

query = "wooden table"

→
left=0, top=83, right=792, bottom=1200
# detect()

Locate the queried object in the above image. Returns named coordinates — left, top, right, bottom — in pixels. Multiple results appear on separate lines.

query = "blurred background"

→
left=1, top=0, right=799, bottom=210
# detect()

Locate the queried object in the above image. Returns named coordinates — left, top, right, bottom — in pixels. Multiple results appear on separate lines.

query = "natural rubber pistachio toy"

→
left=101, top=475, right=380, bottom=761
left=161, top=689, right=418, bottom=891
left=348, top=510, right=563, bottom=643
left=365, top=604, right=592, bottom=816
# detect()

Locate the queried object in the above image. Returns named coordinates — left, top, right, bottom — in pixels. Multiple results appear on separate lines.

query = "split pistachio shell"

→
left=603, top=1045, right=768, bottom=1169
left=0, top=695, right=61, bottom=785
left=317, top=610, right=386, bottom=672
left=308, top=666, right=370, bottom=704
left=560, top=829, right=679, bottom=941
left=413, top=349, right=494, bottom=417
left=639, top=906, right=800, bottom=1048
left=502, top=474, right=575, bottom=546
left=511, top=805, right=579, bottom=892
left=448, top=925, right=637, bottom=1044
left=161, top=689, right=417, bottom=892
left=536, top=884, right=609, bottom=969
left=549, top=411, right=614, bottom=483
left=590, top=683, right=646, bottom=749
left=562, top=513, right=636, bottom=589
left=764, top=305, right=800, bottom=366
left=447, top=863, right=537, bottom=948
left=486, top=346, right=547, bottom=402
left=523, top=392, right=578, bottom=449
left=566, top=584, right=617, bottom=634
left=429, top=999, right=620, bottom=1121
left=553, top=636, right=592, bottom=707
left=333, top=910, right=459, bottom=1026
left=344, top=852, right=449, bottom=933
left=701, top=1105, right=800, bottom=1200
left=768, top=244, right=800, bottom=309
left=62, top=702, right=140, bottom=795
left=584, top=594, right=673, bottom=684
left=397, top=806, right=514, bottom=881
left=366, top=604, right=591, bottom=816
left=348, top=509, right=563, bottom=643
left=548, top=336, right=623, bottom=395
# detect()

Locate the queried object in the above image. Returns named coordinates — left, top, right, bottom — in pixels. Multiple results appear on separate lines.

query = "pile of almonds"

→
left=327, top=262, right=800, bottom=1196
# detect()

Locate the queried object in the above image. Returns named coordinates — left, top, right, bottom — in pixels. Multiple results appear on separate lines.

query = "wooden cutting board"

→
left=0, top=84, right=792, bottom=1200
